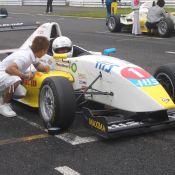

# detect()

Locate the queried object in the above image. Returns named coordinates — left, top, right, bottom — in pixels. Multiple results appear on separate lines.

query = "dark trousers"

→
left=46, top=0, right=53, bottom=13
left=146, top=21, right=159, bottom=30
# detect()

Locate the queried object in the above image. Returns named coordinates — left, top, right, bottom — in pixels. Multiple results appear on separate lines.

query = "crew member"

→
left=0, top=36, right=50, bottom=117
left=146, top=0, right=166, bottom=31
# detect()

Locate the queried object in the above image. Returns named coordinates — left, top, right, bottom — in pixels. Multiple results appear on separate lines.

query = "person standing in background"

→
left=102, top=0, right=113, bottom=17
left=46, top=0, right=53, bottom=14
left=131, top=0, right=141, bottom=35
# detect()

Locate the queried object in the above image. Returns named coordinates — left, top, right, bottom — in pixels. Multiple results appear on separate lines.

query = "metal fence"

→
left=0, top=0, right=175, bottom=7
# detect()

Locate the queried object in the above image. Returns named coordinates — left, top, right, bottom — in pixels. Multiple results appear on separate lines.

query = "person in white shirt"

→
left=146, top=0, right=166, bottom=31
left=0, top=36, right=50, bottom=117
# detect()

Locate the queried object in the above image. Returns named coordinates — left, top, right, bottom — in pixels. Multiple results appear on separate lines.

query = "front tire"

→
left=107, top=14, right=122, bottom=32
left=39, top=77, right=76, bottom=129
left=157, top=17, right=174, bottom=37
left=154, top=64, right=175, bottom=102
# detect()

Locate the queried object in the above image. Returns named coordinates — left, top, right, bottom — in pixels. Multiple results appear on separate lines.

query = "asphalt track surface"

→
left=0, top=6, right=175, bottom=175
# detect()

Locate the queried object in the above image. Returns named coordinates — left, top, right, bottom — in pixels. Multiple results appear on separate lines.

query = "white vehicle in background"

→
left=107, top=2, right=175, bottom=37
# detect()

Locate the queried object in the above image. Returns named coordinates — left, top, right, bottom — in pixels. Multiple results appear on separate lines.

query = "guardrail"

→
left=1, top=0, right=175, bottom=7
left=68, top=0, right=175, bottom=7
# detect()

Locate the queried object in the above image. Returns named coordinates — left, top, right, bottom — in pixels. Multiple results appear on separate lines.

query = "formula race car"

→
left=0, top=8, right=8, bottom=18
left=2, top=22, right=175, bottom=138
left=107, top=2, right=175, bottom=37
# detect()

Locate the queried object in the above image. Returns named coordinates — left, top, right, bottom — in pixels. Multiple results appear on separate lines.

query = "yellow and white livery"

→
left=2, top=22, right=175, bottom=138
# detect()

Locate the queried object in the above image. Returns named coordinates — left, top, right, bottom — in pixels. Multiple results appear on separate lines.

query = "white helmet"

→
left=52, top=36, right=73, bottom=57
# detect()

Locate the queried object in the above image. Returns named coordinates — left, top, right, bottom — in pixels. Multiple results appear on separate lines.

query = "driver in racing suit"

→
left=146, top=0, right=167, bottom=32
left=52, top=36, right=73, bottom=57
left=0, top=36, right=50, bottom=117
left=39, top=36, right=73, bottom=70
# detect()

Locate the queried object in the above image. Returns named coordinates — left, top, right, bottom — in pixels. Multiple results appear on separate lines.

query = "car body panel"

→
left=18, top=71, right=74, bottom=107
left=68, top=55, right=175, bottom=112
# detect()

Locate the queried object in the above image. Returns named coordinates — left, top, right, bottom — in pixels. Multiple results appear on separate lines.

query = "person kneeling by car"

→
left=146, top=0, right=167, bottom=34
left=0, top=36, right=50, bottom=117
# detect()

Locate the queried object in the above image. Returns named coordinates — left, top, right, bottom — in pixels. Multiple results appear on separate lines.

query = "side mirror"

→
left=53, top=53, right=68, bottom=60
left=103, top=48, right=117, bottom=56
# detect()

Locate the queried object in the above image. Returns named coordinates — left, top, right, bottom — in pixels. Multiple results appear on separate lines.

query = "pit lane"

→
left=0, top=7, right=175, bottom=175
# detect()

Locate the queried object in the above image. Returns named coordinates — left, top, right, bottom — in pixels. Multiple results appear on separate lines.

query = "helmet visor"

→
left=53, top=47, right=71, bottom=54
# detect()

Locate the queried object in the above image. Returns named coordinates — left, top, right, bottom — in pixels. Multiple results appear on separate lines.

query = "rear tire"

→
left=107, top=15, right=122, bottom=32
left=39, top=77, right=76, bottom=129
left=154, top=64, right=175, bottom=102
left=157, top=17, right=174, bottom=37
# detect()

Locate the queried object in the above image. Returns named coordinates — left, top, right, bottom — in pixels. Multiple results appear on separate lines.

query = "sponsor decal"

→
left=79, top=80, right=87, bottom=85
left=96, top=61, right=119, bottom=73
left=88, top=118, right=106, bottom=132
left=71, top=63, right=77, bottom=73
left=37, top=30, right=44, bottom=35
left=23, top=80, right=37, bottom=87
left=78, top=73, right=86, bottom=79
left=121, top=67, right=159, bottom=87
left=162, top=98, right=170, bottom=103
left=78, top=73, right=87, bottom=86
left=35, top=72, right=43, bottom=77
left=56, top=62, right=69, bottom=68
left=128, top=77, right=159, bottom=87
left=81, top=86, right=88, bottom=91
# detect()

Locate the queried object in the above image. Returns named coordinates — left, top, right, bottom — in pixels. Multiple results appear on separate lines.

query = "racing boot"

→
left=0, top=103, right=16, bottom=117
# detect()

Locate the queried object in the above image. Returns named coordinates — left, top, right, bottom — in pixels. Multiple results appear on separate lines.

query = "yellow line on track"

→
left=0, top=133, right=49, bottom=146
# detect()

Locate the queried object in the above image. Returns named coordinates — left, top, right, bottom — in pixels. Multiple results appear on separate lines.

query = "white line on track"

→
left=165, top=51, right=175, bottom=54
left=55, top=133, right=98, bottom=145
left=55, top=166, right=80, bottom=175
left=11, top=12, right=31, bottom=15
left=16, top=115, right=98, bottom=145
left=17, top=115, right=44, bottom=130
left=96, top=31, right=166, bottom=40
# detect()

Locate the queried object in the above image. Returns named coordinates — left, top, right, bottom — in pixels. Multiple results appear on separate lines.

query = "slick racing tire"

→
left=39, top=76, right=76, bottom=130
left=154, top=64, right=175, bottom=103
left=107, top=14, right=122, bottom=32
left=157, top=17, right=174, bottom=37
left=0, top=8, right=8, bottom=18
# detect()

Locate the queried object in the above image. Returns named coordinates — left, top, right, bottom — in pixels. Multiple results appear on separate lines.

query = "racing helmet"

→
left=52, top=36, right=73, bottom=57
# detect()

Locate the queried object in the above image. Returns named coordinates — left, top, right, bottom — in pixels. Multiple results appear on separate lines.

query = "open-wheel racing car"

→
left=107, top=2, right=175, bottom=37
left=0, top=8, right=8, bottom=18
left=2, top=22, right=175, bottom=138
